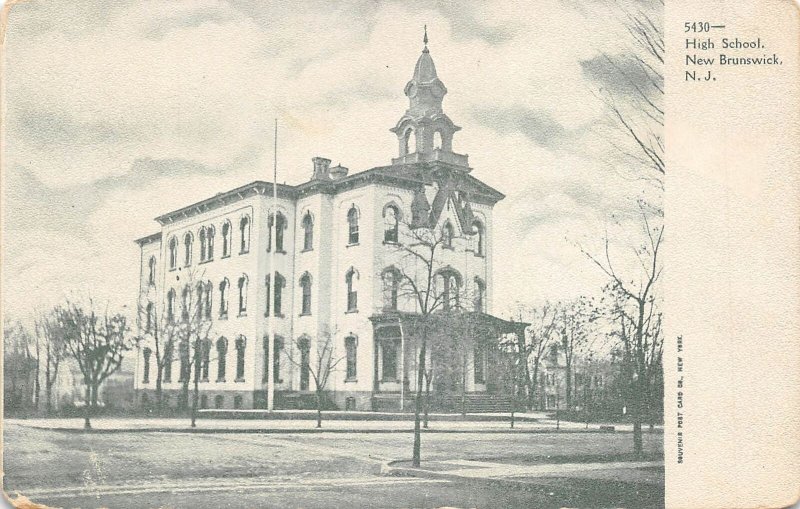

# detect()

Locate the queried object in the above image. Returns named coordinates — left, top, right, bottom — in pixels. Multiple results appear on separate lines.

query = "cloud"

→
left=580, top=52, right=662, bottom=101
left=473, top=106, right=572, bottom=149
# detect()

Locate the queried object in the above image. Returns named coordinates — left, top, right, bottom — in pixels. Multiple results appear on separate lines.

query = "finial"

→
left=423, top=24, right=428, bottom=46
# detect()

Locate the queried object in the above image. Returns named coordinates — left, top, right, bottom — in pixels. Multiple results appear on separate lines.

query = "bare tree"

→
left=581, top=211, right=663, bottom=455
left=286, top=326, right=345, bottom=428
left=58, top=300, right=134, bottom=429
left=3, top=319, right=38, bottom=413
left=557, top=296, right=595, bottom=410
left=514, top=303, right=560, bottom=410
left=34, top=309, right=68, bottom=414
left=389, top=220, right=461, bottom=467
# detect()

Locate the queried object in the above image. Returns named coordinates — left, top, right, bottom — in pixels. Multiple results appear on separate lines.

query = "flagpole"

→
left=267, top=118, right=277, bottom=412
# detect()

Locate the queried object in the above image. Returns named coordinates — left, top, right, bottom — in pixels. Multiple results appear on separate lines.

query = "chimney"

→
left=312, top=157, right=332, bottom=180
left=330, top=164, right=349, bottom=180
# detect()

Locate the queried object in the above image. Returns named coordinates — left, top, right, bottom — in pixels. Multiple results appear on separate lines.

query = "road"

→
left=3, top=422, right=664, bottom=508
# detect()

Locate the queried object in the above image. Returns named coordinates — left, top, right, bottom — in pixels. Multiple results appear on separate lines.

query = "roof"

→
left=152, top=161, right=505, bottom=226
left=413, top=49, right=438, bottom=83
left=135, top=232, right=162, bottom=246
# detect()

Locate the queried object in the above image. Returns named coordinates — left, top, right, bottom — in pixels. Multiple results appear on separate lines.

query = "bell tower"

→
left=391, top=27, right=468, bottom=168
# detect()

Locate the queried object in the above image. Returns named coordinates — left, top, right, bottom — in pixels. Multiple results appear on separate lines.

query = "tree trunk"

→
left=423, top=371, right=432, bottom=429
left=412, top=328, right=427, bottom=467
left=316, top=390, right=323, bottom=429
left=191, top=353, right=200, bottom=428
left=460, top=361, right=467, bottom=417
left=45, top=379, right=53, bottom=415
left=530, top=363, right=540, bottom=410
left=33, top=364, right=41, bottom=411
left=155, top=367, right=163, bottom=411
left=84, top=384, right=92, bottom=430
left=91, top=384, right=99, bottom=409
left=565, top=365, right=573, bottom=410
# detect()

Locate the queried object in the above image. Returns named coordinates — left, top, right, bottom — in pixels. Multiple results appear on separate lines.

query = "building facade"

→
left=134, top=35, right=518, bottom=411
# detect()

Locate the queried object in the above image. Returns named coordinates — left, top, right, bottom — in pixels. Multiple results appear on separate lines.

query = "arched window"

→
left=299, top=272, right=312, bottom=315
left=142, top=347, right=152, bottom=383
left=347, top=206, right=359, bottom=245
left=345, top=268, right=358, bottom=312
left=181, top=285, right=191, bottom=321
left=199, top=227, right=207, bottom=262
left=163, top=340, right=173, bottom=382
left=265, top=273, right=285, bottom=317
left=433, top=130, right=443, bottom=150
left=204, top=281, right=213, bottom=320
left=201, top=340, right=211, bottom=381
left=437, top=269, right=461, bottom=311
left=442, top=221, right=454, bottom=249
left=382, top=268, right=400, bottom=311
left=221, top=220, right=232, bottom=257
left=219, top=278, right=230, bottom=318
left=301, top=212, right=314, bottom=251
left=183, top=232, right=193, bottom=267
left=403, top=128, right=415, bottom=155
left=148, top=256, right=156, bottom=285
left=238, top=274, right=248, bottom=315
left=384, top=204, right=400, bottom=243
left=216, top=337, right=228, bottom=382
left=235, top=336, right=246, bottom=381
left=166, top=289, right=176, bottom=322
left=299, top=336, right=310, bottom=391
left=263, top=335, right=284, bottom=383
left=206, top=225, right=215, bottom=260
left=239, top=215, right=251, bottom=254
left=472, top=220, right=484, bottom=256
left=268, top=212, right=286, bottom=252
left=345, top=335, right=358, bottom=381
left=178, top=340, right=190, bottom=382
left=474, top=277, right=486, bottom=313
left=168, top=237, right=178, bottom=270
left=145, top=302, right=154, bottom=332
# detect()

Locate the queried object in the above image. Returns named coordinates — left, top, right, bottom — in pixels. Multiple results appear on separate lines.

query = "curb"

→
left=21, top=425, right=648, bottom=435
left=380, top=460, right=536, bottom=490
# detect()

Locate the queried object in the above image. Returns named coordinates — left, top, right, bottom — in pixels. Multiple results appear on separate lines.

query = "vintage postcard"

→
left=1, top=0, right=797, bottom=508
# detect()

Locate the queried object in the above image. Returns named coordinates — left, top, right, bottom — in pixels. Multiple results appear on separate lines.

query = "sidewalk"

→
left=4, top=416, right=660, bottom=434
left=383, top=457, right=664, bottom=487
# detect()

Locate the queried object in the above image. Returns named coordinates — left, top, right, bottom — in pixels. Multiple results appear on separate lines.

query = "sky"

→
left=2, top=0, right=662, bottom=323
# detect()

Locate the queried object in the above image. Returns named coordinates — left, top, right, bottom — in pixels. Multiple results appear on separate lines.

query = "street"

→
left=3, top=421, right=664, bottom=508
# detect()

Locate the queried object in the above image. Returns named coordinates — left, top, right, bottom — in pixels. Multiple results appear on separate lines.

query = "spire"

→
left=423, top=25, right=429, bottom=52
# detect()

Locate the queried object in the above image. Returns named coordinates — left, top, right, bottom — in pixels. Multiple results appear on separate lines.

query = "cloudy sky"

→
left=2, top=0, right=661, bottom=322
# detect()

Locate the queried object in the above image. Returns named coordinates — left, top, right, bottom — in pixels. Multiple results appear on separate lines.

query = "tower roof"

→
left=412, top=50, right=438, bottom=83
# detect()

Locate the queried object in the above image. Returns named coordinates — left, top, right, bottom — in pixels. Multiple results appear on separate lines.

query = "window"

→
left=238, top=274, right=248, bottom=315
left=196, top=282, right=205, bottom=320
left=235, top=336, right=246, bottom=381
left=204, top=282, right=213, bottom=320
left=163, top=340, right=173, bottom=382
left=474, top=345, right=485, bottom=383
left=239, top=215, right=251, bottom=254
left=266, top=273, right=285, bottom=317
left=301, top=212, right=313, bottom=251
left=178, top=340, right=190, bottom=382
left=381, top=340, right=398, bottom=381
left=433, top=130, right=443, bottom=150
left=234, top=395, right=243, bottom=409
left=142, top=347, right=152, bottom=383
left=168, top=237, right=178, bottom=270
left=472, top=220, right=484, bottom=256
left=262, top=335, right=283, bottom=383
left=167, top=289, right=176, bottom=322
left=384, top=204, right=399, bottom=243
left=219, top=278, right=229, bottom=318
left=299, top=337, right=310, bottom=391
left=216, top=337, right=228, bottom=382
left=474, top=277, right=486, bottom=313
left=183, top=232, right=193, bottom=267
left=345, top=336, right=357, bottom=380
left=299, top=273, right=312, bottom=315
left=145, top=302, right=154, bottom=332
left=200, top=394, right=208, bottom=409
left=438, top=269, right=461, bottom=311
left=347, top=206, right=359, bottom=245
left=268, top=212, right=286, bottom=252
left=181, top=285, right=191, bottom=321
left=403, top=128, right=414, bottom=155
left=199, top=228, right=207, bottom=261
left=442, top=221, right=454, bottom=249
left=382, top=268, right=400, bottom=311
left=345, top=268, right=358, bottom=312
left=148, top=256, right=156, bottom=285
left=214, top=395, right=224, bottom=409
left=201, top=340, right=211, bottom=381
left=206, top=226, right=215, bottom=259
left=221, top=220, right=232, bottom=257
